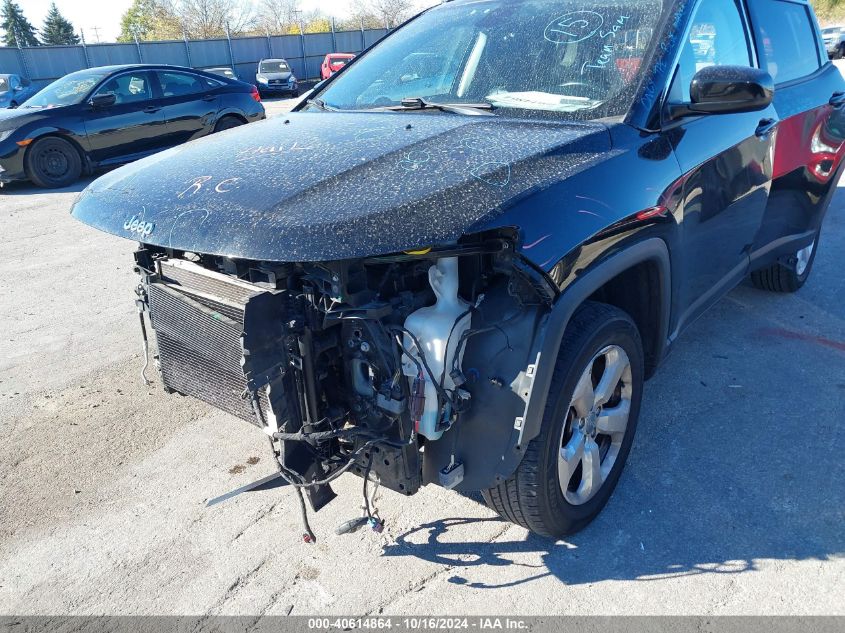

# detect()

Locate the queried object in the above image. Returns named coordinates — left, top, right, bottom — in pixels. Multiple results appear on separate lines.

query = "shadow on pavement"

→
left=1, top=177, right=94, bottom=196
left=383, top=395, right=843, bottom=587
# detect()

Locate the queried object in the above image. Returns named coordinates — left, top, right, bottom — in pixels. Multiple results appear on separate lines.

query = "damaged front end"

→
left=133, top=232, right=553, bottom=536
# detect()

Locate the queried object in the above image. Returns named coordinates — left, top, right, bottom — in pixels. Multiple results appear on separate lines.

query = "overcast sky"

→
left=21, top=0, right=439, bottom=43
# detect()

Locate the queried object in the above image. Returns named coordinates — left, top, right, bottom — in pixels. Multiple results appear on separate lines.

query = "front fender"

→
left=425, top=238, right=671, bottom=491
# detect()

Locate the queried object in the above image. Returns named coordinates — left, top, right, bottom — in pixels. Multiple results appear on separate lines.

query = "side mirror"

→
left=13, top=85, right=23, bottom=92
left=89, top=93, right=117, bottom=109
left=669, top=65, right=774, bottom=119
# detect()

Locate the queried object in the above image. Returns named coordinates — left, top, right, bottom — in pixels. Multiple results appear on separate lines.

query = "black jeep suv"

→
left=72, top=0, right=843, bottom=539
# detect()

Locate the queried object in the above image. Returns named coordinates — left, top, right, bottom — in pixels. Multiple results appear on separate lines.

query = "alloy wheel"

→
left=559, top=345, right=633, bottom=506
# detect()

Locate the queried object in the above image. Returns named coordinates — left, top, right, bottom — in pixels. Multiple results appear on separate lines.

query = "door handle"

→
left=830, top=92, right=845, bottom=108
left=144, top=105, right=161, bottom=113
left=202, top=94, right=215, bottom=102
left=755, top=118, right=778, bottom=139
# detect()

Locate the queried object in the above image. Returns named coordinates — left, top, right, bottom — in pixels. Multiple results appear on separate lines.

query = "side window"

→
left=158, top=72, right=205, bottom=98
left=94, top=72, right=152, bottom=104
left=750, top=0, right=820, bottom=84
left=669, top=0, right=752, bottom=103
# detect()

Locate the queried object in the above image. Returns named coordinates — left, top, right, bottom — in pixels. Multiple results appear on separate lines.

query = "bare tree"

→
left=369, top=0, right=420, bottom=28
left=255, top=0, right=298, bottom=34
left=172, top=0, right=255, bottom=38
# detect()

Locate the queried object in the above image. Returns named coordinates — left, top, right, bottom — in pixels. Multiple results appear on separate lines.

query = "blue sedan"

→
left=0, top=74, right=37, bottom=109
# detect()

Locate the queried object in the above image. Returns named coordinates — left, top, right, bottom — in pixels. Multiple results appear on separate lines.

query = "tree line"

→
left=116, top=0, right=420, bottom=42
left=1, top=0, right=79, bottom=46
left=0, top=0, right=420, bottom=48
left=814, top=0, right=845, bottom=21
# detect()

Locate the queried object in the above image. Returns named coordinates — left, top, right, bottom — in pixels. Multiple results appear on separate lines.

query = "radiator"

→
left=147, top=259, right=276, bottom=428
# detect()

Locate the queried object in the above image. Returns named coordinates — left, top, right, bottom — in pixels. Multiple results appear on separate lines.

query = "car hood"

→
left=71, top=111, right=611, bottom=262
left=0, top=107, right=44, bottom=129
left=259, top=72, right=293, bottom=80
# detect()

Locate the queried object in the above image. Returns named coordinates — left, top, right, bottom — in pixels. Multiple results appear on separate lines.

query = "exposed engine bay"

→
left=133, top=232, right=554, bottom=539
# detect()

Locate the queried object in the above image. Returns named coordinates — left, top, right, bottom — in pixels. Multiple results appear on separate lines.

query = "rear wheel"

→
left=750, top=231, right=819, bottom=293
left=213, top=116, right=245, bottom=133
left=482, top=301, right=644, bottom=538
left=25, top=136, right=82, bottom=189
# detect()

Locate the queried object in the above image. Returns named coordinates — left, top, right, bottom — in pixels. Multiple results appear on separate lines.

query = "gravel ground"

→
left=0, top=105, right=843, bottom=616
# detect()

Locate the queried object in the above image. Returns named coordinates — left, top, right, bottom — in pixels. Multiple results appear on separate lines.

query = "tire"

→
left=838, top=44, right=845, bottom=60
left=750, top=231, right=819, bottom=293
left=9, top=101, right=17, bottom=108
left=213, top=116, right=245, bottom=133
left=25, top=136, right=82, bottom=189
left=483, top=301, right=644, bottom=538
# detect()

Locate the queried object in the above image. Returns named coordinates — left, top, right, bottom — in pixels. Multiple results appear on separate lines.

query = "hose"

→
left=138, top=310, right=152, bottom=386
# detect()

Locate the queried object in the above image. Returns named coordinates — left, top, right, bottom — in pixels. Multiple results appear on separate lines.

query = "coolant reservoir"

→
left=402, top=257, right=471, bottom=440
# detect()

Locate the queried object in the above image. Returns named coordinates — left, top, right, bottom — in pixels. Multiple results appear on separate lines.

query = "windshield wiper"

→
left=377, top=97, right=495, bottom=116
left=306, top=98, right=339, bottom=112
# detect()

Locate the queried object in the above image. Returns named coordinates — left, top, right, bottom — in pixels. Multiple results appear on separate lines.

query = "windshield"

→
left=259, top=61, right=290, bottom=73
left=23, top=70, right=107, bottom=108
left=316, top=0, right=666, bottom=119
left=0, top=77, right=8, bottom=93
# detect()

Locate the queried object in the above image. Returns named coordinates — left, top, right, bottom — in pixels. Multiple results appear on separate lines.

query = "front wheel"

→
left=483, top=301, right=644, bottom=538
left=25, top=136, right=82, bottom=189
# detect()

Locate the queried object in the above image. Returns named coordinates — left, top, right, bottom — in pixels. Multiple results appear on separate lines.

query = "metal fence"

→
left=0, top=28, right=390, bottom=88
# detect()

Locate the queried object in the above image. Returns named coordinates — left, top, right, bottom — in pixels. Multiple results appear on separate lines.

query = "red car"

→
left=320, top=53, right=355, bottom=80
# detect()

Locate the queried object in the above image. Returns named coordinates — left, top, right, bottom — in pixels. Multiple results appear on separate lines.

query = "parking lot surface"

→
left=0, top=98, right=843, bottom=616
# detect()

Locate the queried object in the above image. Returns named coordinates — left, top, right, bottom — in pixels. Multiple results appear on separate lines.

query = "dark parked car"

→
left=72, top=0, right=844, bottom=540
left=0, top=74, right=37, bottom=109
left=0, top=64, right=264, bottom=188
left=255, top=58, right=299, bottom=97
left=205, top=67, right=238, bottom=80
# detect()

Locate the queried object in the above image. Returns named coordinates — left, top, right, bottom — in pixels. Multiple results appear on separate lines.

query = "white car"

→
left=822, top=25, right=845, bottom=58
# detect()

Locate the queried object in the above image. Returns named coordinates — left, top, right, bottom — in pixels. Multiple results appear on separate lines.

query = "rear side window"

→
left=750, top=0, right=820, bottom=84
